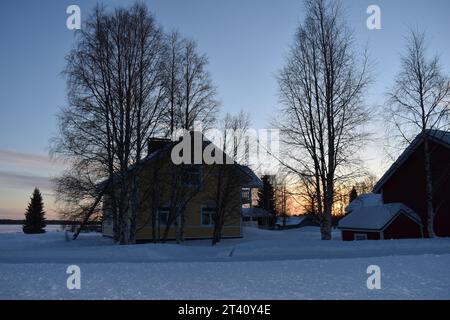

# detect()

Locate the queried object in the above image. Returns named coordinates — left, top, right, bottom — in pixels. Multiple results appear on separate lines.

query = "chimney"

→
left=147, top=137, right=171, bottom=156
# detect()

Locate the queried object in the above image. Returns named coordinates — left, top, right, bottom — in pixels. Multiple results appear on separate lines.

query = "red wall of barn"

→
left=342, top=230, right=380, bottom=241
left=380, top=140, right=450, bottom=237
left=383, top=213, right=422, bottom=239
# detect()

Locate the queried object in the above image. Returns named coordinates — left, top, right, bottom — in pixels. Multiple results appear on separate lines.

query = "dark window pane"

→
left=158, top=208, right=170, bottom=225
left=201, top=207, right=217, bottom=226
left=202, top=213, right=210, bottom=225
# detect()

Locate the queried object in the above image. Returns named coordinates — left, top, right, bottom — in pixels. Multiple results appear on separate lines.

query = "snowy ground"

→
left=1, top=227, right=450, bottom=299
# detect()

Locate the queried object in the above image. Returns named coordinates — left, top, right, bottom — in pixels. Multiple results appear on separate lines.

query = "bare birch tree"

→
left=52, top=3, right=166, bottom=244
left=161, top=34, right=219, bottom=133
left=387, top=29, right=450, bottom=237
left=275, top=178, right=290, bottom=227
left=157, top=33, right=220, bottom=243
left=211, top=110, right=250, bottom=245
left=161, top=31, right=184, bottom=136
left=276, top=0, right=371, bottom=239
left=159, top=31, right=220, bottom=242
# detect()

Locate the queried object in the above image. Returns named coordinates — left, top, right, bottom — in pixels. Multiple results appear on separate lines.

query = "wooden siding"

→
left=379, top=139, right=450, bottom=237
left=103, top=151, right=245, bottom=241
left=383, top=213, right=422, bottom=239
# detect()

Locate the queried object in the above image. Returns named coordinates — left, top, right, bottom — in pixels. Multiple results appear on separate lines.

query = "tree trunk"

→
left=176, top=209, right=185, bottom=244
left=423, top=136, right=436, bottom=238
left=321, top=175, right=333, bottom=240
left=129, top=175, right=139, bottom=244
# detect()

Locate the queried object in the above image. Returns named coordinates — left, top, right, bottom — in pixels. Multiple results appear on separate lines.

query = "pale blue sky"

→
left=0, top=0, right=449, bottom=218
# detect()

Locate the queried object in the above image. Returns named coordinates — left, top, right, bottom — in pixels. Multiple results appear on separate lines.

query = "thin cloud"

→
left=0, top=170, right=53, bottom=190
left=0, top=149, right=60, bottom=168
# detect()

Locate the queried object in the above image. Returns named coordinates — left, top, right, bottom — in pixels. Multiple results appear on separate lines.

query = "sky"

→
left=0, top=0, right=449, bottom=219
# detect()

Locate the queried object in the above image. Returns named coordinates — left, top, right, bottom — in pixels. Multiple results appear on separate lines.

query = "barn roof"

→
left=373, top=130, right=450, bottom=193
left=338, top=203, right=422, bottom=231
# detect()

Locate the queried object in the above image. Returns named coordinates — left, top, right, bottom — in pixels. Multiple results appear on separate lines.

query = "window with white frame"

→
left=201, top=207, right=217, bottom=226
left=354, top=233, right=368, bottom=241
left=157, top=207, right=170, bottom=226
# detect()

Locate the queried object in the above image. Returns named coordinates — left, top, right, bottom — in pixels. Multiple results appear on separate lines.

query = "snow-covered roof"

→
left=275, top=216, right=306, bottom=226
left=338, top=203, right=422, bottom=231
left=99, top=131, right=262, bottom=188
left=237, top=165, right=263, bottom=188
left=242, top=207, right=272, bottom=218
left=373, top=130, right=450, bottom=193
left=346, top=193, right=383, bottom=213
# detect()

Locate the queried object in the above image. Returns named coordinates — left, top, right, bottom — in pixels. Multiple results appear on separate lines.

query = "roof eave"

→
left=373, top=131, right=450, bottom=193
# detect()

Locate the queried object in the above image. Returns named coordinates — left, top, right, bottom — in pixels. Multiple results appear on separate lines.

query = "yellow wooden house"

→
left=102, top=133, right=262, bottom=242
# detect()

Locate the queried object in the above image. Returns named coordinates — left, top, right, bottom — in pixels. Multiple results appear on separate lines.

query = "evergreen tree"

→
left=257, top=175, right=276, bottom=214
left=23, top=188, right=46, bottom=234
left=349, top=186, right=358, bottom=205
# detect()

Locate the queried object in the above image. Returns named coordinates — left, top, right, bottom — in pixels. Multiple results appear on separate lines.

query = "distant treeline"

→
left=0, top=219, right=100, bottom=225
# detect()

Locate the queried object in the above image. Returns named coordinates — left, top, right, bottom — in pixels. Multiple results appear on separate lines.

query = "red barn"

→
left=338, top=203, right=423, bottom=241
left=373, top=130, right=450, bottom=238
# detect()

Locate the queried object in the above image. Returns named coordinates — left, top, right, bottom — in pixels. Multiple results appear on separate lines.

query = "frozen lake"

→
left=0, top=224, right=65, bottom=233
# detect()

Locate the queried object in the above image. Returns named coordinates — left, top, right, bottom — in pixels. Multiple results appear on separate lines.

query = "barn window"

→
left=354, top=233, right=368, bottom=241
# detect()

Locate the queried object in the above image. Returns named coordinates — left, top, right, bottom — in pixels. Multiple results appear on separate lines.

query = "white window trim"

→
left=200, top=205, right=216, bottom=227
left=157, top=207, right=171, bottom=226
left=354, top=233, right=368, bottom=241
